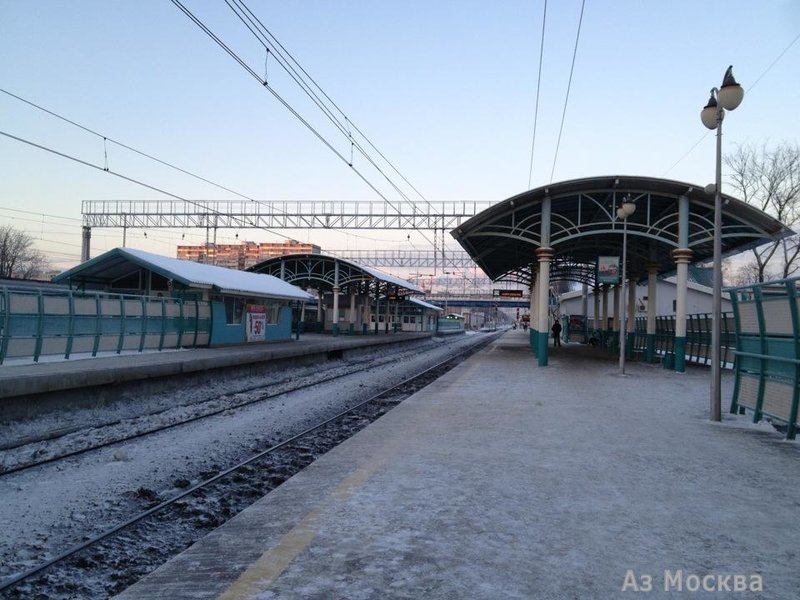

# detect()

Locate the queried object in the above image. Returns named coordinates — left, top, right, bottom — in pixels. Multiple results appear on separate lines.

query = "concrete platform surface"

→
left=0, top=332, right=432, bottom=399
left=115, top=329, right=800, bottom=599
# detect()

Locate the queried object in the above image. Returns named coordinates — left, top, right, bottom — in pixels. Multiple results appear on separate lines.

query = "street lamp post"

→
left=701, top=65, right=744, bottom=421
left=617, top=197, right=637, bottom=375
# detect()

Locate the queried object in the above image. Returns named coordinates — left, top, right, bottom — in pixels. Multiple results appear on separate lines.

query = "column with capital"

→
left=672, top=248, right=693, bottom=372
left=529, top=267, right=537, bottom=354
left=536, top=247, right=554, bottom=365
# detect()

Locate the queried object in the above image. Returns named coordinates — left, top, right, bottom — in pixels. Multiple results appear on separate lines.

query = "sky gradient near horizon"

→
left=1, top=1, right=799, bottom=272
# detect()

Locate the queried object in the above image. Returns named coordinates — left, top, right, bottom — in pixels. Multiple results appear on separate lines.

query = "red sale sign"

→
left=246, top=305, right=267, bottom=341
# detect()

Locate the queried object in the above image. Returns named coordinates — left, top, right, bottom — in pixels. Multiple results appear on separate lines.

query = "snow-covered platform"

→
left=0, top=331, right=432, bottom=403
left=115, top=329, right=799, bottom=599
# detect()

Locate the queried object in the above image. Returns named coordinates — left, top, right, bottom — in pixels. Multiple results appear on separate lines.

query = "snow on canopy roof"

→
left=359, top=264, right=423, bottom=293
left=54, top=247, right=314, bottom=301
left=408, top=297, right=443, bottom=311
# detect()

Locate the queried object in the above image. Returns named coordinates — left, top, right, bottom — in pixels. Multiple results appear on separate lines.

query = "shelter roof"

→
left=249, top=253, right=423, bottom=294
left=53, top=247, right=313, bottom=301
left=451, top=175, right=792, bottom=285
left=408, top=297, right=444, bottom=311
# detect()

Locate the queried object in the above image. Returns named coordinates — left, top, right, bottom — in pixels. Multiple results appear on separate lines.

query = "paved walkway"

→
left=117, top=329, right=799, bottom=599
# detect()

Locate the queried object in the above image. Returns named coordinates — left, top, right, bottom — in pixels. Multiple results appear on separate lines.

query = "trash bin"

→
left=662, top=352, right=675, bottom=369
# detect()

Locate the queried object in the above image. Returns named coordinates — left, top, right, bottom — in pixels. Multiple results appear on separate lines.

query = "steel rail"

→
left=0, top=331, right=501, bottom=592
left=0, top=339, right=451, bottom=474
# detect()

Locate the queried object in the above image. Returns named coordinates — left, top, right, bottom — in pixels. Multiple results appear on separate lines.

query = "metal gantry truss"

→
left=81, top=200, right=495, bottom=230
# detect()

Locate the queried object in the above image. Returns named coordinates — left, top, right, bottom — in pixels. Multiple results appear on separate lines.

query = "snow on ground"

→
left=116, top=329, right=800, bottom=599
left=0, top=334, right=484, bottom=583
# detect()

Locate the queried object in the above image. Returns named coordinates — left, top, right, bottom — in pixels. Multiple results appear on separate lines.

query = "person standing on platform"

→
left=551, top=319, right=562, bottom=347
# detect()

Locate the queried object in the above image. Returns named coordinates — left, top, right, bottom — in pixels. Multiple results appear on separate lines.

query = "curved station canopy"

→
left=248, top=253, right=423, bottom=297
left=451, top=175, right=791, bottom=286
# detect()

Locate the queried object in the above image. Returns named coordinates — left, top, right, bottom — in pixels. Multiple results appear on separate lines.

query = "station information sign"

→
left=492, top=289, right=524, bottom=298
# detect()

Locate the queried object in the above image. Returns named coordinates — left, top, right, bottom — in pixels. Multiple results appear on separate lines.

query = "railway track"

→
left=0, top=331, right=501, bottom=598
left=0, top=335, right=481, bottom=476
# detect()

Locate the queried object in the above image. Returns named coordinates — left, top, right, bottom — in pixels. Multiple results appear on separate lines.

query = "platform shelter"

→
left=249, top=254, right=425, bottom=335
left=52, top=247, right=313, bottom=346
left=451, top=175, right=791, bottom=368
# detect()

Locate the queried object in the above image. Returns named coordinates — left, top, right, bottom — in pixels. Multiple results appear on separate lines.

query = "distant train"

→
left=437, top=313, right=465, bottom=335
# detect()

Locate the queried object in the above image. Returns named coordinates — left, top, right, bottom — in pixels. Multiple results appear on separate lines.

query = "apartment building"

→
left=176, top=240, right=321, bottom=270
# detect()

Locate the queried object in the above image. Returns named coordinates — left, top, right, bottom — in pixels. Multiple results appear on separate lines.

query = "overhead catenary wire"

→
left=662, top=29, right=800, bottom=177
left=0, top=129, right=299, bottom=243
left=527, top=0, right=548, bottom=189
left=216, top=0, right=439, bottom=250
left=0, top=88, right=394, bottom=246
left=549, top=0, right=586, bottom=184
left=174, top=0, right=438, bottom=252
left=170, top=0, right=406, bottom=214
left=226, top=0, right=438, bottom=216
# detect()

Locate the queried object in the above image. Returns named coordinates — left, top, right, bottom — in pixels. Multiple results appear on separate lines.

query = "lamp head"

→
left=701, top=92, right=720, bottom=129
left=718, top=65, right=744, bottom=111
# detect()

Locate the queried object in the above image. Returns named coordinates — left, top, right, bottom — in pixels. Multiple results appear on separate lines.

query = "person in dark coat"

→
left=551, top=319, right=562, bottom=347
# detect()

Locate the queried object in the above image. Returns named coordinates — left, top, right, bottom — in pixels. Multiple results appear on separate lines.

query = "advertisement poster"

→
left=597, top=256, right=620, bottom=284
left=246, top=305, right=267, bottom=342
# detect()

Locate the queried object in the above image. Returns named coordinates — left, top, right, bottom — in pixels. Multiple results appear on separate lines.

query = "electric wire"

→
left=527, top=0, right=547, bottom=189
left=0, top=206, right=82, bottom=222
left=662, top=30, right=800, bottom=177
left=0, top=90, right=389, bottom=245
left=228, top=0, right=438, bottom=215
left=0, top=129, right=296, bottom=243
left=0, top=88, right=295, bottom=241
left=549, top=0, right=586, bottom=183
left=170, top=0, right=403, bottom=214
left=220, top=0, right=438, bottom=249
left=0, top=89, right=275, bottom=212
left=3, top=10, right=440, bottom=253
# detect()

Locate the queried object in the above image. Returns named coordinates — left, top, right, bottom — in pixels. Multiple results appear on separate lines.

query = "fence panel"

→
left=728, top=278, right=800, bottom=439
left=0, top=286, right=212, bottom=364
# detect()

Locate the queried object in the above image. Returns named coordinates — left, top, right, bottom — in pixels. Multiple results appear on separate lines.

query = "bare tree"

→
left=0, top=225, right=48, bottom=279
left=725, top=142, right=800, bottom=282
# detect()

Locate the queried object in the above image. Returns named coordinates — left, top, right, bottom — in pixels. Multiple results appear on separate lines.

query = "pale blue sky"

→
left=1, top=1, right=799, bottom=269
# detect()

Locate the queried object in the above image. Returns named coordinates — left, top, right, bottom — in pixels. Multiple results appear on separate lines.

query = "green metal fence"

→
left=584, top=312, right=735, bottom=367
left=728, top=277, right=800, bottom=439
left=0, top=286, right=212, bottom=364
left=629, top=313, right=735, bottom=366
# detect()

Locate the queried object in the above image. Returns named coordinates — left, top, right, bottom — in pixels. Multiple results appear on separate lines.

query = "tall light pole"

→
left=700, top=66, right=744, bottom=421
left=617, top=196, right=637, bottom=375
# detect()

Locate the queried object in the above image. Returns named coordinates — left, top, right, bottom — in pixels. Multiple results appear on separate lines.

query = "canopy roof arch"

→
left=248, top=253, right=423, bottom=296
left=451, top=175, right=791, bottom=285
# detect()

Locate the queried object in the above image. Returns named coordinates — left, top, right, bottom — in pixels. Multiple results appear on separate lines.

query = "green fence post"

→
left=176, top=299, right=184, bottom=349
left=192, top=299, right=199, bottom=347
left=65, top=290, right=75, bottom=359
left=785, top=280, right=800, bottom=439
left=729, top=290, right=743, bottom=414
left=116, top=295, right=126, bottom=355
left=92, top=293, right=101, bottom=357
left=139, top=296, right=147, bottom=352
left=752, top=286, right=767, bottom=423
left=34, top=290, right=44, bottom=363
left=158, top=298, right=166, bottom=351
left=1, top=288, right=10, bottom=365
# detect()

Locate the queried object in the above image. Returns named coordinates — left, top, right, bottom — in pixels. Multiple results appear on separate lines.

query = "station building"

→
left=51, top=247, right=313, bottom=347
